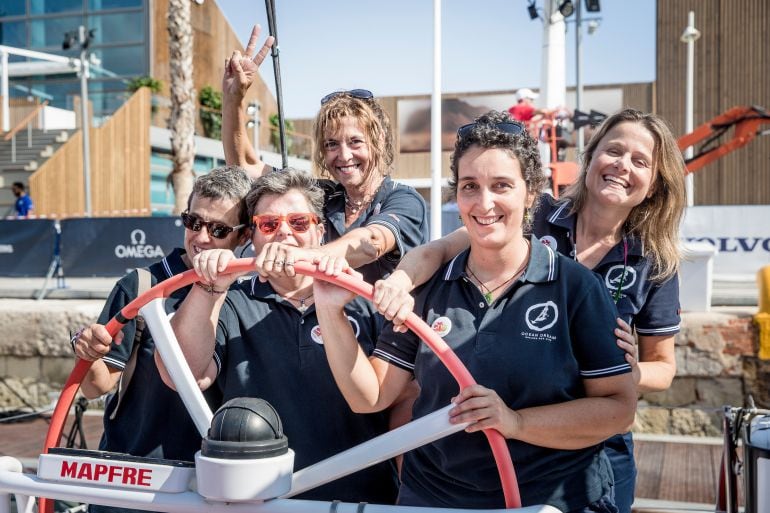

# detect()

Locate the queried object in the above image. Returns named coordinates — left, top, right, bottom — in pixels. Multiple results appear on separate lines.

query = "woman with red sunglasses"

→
left=222, top=26, right=427, bottom=285
left=156, top=168, right=403, bottom=504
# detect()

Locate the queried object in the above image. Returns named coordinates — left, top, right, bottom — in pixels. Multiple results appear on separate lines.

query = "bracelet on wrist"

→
left=195, top=282, right=227, bottom=295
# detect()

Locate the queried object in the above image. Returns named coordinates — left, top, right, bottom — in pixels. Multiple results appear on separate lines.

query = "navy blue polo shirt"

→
left=321, top=176, right=428, bottom=284
left=374, top=238, right=630, bottom=512
left=213, top=277, right=398, bottom=504
left=98, top=248, right=219, bottom=462
left=532, top=194, right=680, bottom=336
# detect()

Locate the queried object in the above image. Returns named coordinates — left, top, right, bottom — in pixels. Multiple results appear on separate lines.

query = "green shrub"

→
left=269, top=113, right=294, bottom=153
left=199, top=86, right=223, bottom=140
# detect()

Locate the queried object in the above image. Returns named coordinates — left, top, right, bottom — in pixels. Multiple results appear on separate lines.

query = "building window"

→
left=88, top=0, right=142, bottom=11
left=30, top=16, right=84, bottom=48
left=92, top=45, right=145, bottom=76
left=0, top=0, right=26, bottom=17
left=30, top=0, right=84, bottom=15
left=0, top=20, right=26, bottom=47
left=87, top=12, right=144, bottom=44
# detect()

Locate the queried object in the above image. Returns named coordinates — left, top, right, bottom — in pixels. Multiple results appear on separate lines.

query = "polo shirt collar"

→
left=545, top=197, right=645, bottom=258
left=442, top=234, right=558, bottom=285
left=162, top=247, right=190, bottom=278
left=545, top=197, right=575, bottom=232
left=247, top=277, right=281, bottom=300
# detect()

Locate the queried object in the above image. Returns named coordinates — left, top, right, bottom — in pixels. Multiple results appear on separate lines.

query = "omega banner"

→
left=60, top=217, right=185, bottom=277
left=680, top=206, right=770, bottom=278
left=0, top=219, right=58, bottom=277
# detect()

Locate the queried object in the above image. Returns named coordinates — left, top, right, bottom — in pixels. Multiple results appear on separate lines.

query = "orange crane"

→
left=677, top=105, right=770, bottom=173
left=543, top=105, right=770, bottom=197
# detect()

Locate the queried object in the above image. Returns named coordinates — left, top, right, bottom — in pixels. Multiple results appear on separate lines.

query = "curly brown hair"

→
left=449, top=110, right=547, bottom=232
left=312, top=93, right=394, bottom=180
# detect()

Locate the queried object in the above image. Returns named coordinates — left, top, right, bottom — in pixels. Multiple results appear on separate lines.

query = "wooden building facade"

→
left=657, top=0, right=770, bottom=205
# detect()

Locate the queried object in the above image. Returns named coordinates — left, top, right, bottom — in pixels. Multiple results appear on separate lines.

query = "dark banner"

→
left=60, top=217, right=185, bottom=277
left=0, top=219, right=58, bottom=277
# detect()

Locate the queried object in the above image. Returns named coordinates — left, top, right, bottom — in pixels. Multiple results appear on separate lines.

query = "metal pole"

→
left=430, top=0, right=442, bottom=240
left=265, top=0, right=288, bottom=169
left=575, top=0, right=584, bottom=153
left=682, top=11, right=699, bottom=208
left=1, top=50, right=9, bottom=132
left=78, top=26, right=92, bottom=216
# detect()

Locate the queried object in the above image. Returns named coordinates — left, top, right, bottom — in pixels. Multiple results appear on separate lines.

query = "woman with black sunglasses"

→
left=373, top=109, right=687, bottom=513
left=313, top=111, right=636, bottom=512
left=222, top=27, right=427, bottom=285
left=156, top=168, right=401, bottom=504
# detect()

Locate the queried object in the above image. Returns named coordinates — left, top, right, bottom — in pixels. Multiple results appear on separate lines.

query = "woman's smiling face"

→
left=322, top=116, right=372, bottom=190
left=586, top=121, right=656, bottom=210
left=456, top=145, right=534, bottom=251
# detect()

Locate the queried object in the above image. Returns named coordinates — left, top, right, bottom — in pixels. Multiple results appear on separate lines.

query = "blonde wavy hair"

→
left=563, top=109, right=686, bottom=282
left=312, top=94, right=394, bottom=180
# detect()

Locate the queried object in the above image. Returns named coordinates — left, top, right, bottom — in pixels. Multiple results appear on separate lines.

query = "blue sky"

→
left=217, top=0, right=656, bottom=119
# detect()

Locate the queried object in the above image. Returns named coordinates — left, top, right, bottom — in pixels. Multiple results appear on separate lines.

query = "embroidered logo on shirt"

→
left=539, top=235, right=558, bottom=251
left=310, top=316, right=361, bottom=345
left=604, top=265, right=637, bottom=292
left=431, top=316, right=452, bottom=337
left=525, top=301, right=559, bottom=332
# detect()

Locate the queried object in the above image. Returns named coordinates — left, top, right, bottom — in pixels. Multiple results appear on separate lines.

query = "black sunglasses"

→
left=457, top=121, right=526, bottom=139
left=181, top=212, right=246, bottom=239
left=320, top=89, right=374, bottom=105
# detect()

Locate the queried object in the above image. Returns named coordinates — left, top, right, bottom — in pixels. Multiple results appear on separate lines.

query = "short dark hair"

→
left=245, top=168, right=325, bottom=222
left=188, top=166, right=252, bottom=225
left=12, top=182, right=25, bottom=191
left=449, top=110, right=547, bottom=232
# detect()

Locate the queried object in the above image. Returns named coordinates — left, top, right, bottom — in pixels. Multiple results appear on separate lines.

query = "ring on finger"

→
left=275, top=260, right=285, bottom=266
left=285, top=260, right=295, bottom=266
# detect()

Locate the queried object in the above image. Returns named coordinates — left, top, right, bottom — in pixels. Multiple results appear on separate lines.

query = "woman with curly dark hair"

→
left=314, top=111, right=636, bottom=512
left=375, top=108, right=687, bottom=513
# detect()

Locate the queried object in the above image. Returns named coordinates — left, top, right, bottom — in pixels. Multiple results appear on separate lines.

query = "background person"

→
left=222, top=26, right=428, bottom=284
left=314, top=112, right=636, bottom=512
left=12, top=182, right=34, bottom=218
left=508, top=88, right=543, bottom=124
left=72, top=167, right=252, bottom=513
left=374, top=108, right=686, bottom=513
left=156, top=169, right=400, bottom=504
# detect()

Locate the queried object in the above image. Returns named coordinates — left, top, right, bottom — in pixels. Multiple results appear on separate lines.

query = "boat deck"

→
left=0, top=414, right=731, bottom=511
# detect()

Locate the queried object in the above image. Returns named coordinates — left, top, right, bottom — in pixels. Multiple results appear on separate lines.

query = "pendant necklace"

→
left=281, top=292, right=313, bottom=313
left=466, top=240, right=530, bottom=305
left=345, top=179, right=385, bottom=214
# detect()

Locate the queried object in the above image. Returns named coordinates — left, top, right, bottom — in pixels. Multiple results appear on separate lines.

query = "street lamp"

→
left=574, top=1, right=601, bottom=153
left=681, top=11, right=701, bottom=207
left=245, top=101, right=260, bottom=154
left=63, top=26, right=96, bottom=216
left=558, top=0, right=574, bottom=18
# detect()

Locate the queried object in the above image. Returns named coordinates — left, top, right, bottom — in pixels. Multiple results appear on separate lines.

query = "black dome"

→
left=201, top=397, right=289, bottom=459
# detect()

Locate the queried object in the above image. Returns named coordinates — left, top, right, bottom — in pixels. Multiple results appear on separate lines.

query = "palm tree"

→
left=167, top=0, right=196, bottom=214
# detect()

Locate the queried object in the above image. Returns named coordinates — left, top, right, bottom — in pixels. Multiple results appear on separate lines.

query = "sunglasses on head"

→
left=252, top=213, right=319, bottom=235
left=320, top=89, right=374, bottom=105
left=181, top=212, right=246, bottom=239
left=456, top=121, right=526, bottom=139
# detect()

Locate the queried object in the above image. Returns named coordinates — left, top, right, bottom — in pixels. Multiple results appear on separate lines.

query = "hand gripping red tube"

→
left=41, top=259, right=521, bottom=511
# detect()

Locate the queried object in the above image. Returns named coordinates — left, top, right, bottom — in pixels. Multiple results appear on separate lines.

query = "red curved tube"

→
left=42, top=259, right=521, bottom=510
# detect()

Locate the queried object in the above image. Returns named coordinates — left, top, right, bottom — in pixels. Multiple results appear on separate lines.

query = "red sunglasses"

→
left=252, top=213, right=319, bottom=235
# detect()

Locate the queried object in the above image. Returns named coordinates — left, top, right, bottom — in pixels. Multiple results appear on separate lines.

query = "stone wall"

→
left=635, top=308, right=764, bottom=435
left=0, top=299, right=102, bottom=410
left=0, top=299, right=765, bottom=437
